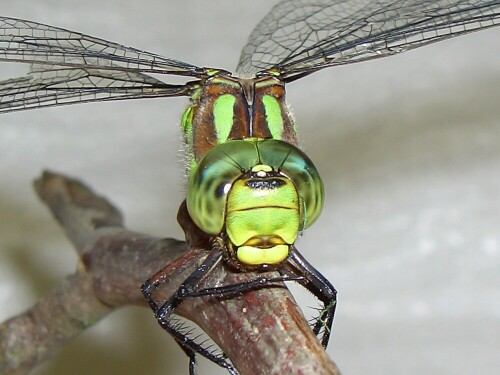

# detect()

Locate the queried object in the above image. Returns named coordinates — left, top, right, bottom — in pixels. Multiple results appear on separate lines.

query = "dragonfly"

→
left=1, top=0, right=499, bottom=374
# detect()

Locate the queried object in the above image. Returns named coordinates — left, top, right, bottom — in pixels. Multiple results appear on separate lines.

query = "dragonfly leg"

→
left=285, top=246, right=337, bottom=348
left=141, top=247, right=238, bottom=375
left=175, top=249, right=335, bottom=349
left=185, top=274, right=304, bottom=299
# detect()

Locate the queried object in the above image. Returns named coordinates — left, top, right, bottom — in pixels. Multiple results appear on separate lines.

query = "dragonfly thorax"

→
left=181, top=72, right=298, bottom=172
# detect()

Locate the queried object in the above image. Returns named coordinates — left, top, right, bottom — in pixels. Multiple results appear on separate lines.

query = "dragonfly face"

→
left=182, top=72, right=324, bottom=269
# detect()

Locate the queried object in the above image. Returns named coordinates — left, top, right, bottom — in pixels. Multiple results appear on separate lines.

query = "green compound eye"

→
left=186, top=138, right=324, bottom=242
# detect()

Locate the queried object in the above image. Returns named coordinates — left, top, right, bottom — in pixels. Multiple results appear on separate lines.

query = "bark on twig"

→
left=0, top=171, right=341, bottom=375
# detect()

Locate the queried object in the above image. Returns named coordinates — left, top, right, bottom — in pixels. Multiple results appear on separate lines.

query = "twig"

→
left=0, top=171, right=341, bottom=375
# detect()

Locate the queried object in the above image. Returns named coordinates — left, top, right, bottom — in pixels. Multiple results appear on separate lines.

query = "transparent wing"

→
left=0, top=16, right=207, bottom=113
left=0, top=16, right=203, bottom=75
left=236, top=0, right=500, bottom=80
left=0, top=64, right=194, bottom=113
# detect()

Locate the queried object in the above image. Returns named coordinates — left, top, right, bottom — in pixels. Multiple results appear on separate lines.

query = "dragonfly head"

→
left=186, top=138, right=324, bottom=269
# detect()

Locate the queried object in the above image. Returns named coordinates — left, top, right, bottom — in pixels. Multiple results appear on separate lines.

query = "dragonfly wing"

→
left=236, top=0, right=500, bottom=80
left=0, top=16, right=204, bottom=76
left=0, top=64, right=195, bottom=113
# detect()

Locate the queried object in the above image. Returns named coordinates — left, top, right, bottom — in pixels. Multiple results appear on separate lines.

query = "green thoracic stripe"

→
left=213, top=94, right=236, bottom=142
left=181, top=106, right=194, bottom=138
left=262, top=95, right=283, bottom=140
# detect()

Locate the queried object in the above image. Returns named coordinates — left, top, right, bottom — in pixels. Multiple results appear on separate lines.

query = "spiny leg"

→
left=285, top=246, right=337, bottom=348
left=142, top=247, right=237, bottom=375
left=155, top=313, right=237, bottom=375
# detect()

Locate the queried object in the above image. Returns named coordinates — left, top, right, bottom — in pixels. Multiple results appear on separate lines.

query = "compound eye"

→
left=186, top=138, right=324, bottom=236
left=186, top=140, right=260, bottom=235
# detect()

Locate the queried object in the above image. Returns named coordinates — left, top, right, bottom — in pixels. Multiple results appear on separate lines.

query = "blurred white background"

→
left=1, top=1, right=499, bottom=374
